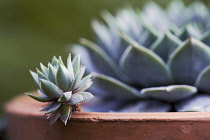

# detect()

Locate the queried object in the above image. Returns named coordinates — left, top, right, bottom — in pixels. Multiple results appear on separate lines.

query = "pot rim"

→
left=5, top=93, right=210, bottom=122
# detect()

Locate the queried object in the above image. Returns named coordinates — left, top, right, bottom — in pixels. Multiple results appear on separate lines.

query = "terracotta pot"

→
left=5, top=92, right=210, bottom=140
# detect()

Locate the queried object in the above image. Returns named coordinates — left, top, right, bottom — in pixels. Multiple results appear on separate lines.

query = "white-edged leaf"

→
left=45, top=102, right=62, bottom=114
left=25, top=93, right=54, bottom=102
left=77, top=92, right=94, bottom=102
left=58, top=91, right=72, bottom=102
left=60, top=104, right=71, bottom=125
left=50, top=110, right=60, bottom=125
left=48, top=64, right=57, bottom=84
left=40, top=79, right=62, bottom=99
left=67, top=94, right=83, bottom=105
left=67, top=54, right=74, bottom=80
left=56, top=63, right=73, bottom=91
left=175, top=94, right=210, bottom=112
left=29, top=70, right=39, bottom=88
left=169, top=38, right=210, bottom=85
left=120, top=33, right=171, bottom=87
left=140, top=85, right=197, bottom=103
left=90, top=73, right=141, bottom=101
left=195, top=65, right=210, bottom=93
left=72, top=55, right=80, bottom=76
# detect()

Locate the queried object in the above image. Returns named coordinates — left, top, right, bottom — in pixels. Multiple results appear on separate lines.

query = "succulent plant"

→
left=26, top=54, right=94, bottom=125
left=71, top=1, right=210, bottom=112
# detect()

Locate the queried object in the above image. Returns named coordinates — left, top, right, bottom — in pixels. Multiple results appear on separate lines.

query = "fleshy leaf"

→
left=41, top=103, right=53, bottom=111
left=37, top=69, right=48, bottom=80
left=51, top=56, right=58, bottom=67
left=77, top=92, right=94, bottom=102
left=119, top=100, right=171, bottom=112
left=60, top=104, right=71, bottom=125
left=175, top=94, right=210, bottom=112
left=40, top=63, right=49, bottom=76
left=76, top=81, right=93, bottom=93
left=58, top=92, right=72, bottom=102
left=45, top=102, right=62, bottom=114
left=120, top=33, right=171, bottom=87
left=48, top=64, right=57, bottom=84
left=40, top=79, right=62, bottom=99
left=201, top=30, right=210, bottom=46
left=169, top=38, right=210, bottom=85
left=140, top=85, right=197, bottom=103
left=67, top=54, right=74, bottom=80
left=29, top=70, right=39, bottom=88
left=195, top=65, right=210, bottom=93
left=90, top=73, right=141, bottom=101
left=72, top=55, right=80, bottom=76
left=150, top=32, right=181, bottom=62
left=73, top=74, right=92, bottom=92
left=25, top=93, right=54, bottom=102
left=70, top=66, right=86, bottom=90
left=67, top=94, right=83, bottom=105
left=72, top=39, right=120, bottom=79
left=56, top=63, right=73, bottom=91
left=50, top=110, right=60, bottom=125
left=178, top=24, right=202, bottom=41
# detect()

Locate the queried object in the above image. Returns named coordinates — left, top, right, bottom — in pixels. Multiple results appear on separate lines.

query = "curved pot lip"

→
left=5, top=92, right=210, bottom=122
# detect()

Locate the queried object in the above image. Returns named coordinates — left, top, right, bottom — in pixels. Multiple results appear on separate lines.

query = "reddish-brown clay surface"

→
left=5, top=93, right=210, bottom=140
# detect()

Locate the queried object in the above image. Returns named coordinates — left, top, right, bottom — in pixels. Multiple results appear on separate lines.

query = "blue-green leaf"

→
left=72, top=55, right=80, bottom=76
left=90, top=73, right=141, bottom=101
left=120, top=33, right=171, bottom=87
left=58, top=92, right=72, bottom=102
left=140, top=85, right=197, bottom=103
left=29, top=70, right=39, bottom=88
left=169, top=38, right=210, bottom=85
left=50, top=110, right=60, bottom=125
left=60, top=104, right=71, bottom=125
left=51, top=56, right=58, bottom=67
left=67, top=94, right=83, bottom=105
left=73, top=74, right=92, bottom=92
left=175, top=94, right=210, bottom=112
left=119, top=100, right=171, bottom=112
left=56, top=63, right=73, bottom=91
left=150, top=32, right=181, bottom=62
left=45, top=102, right=62, bottom=114
left=40, top=63, right=49, bottom=76
left=40, top=79, right=62, bottom=99
left=41, top=103, right=53, bottom=111
left=70, top=66, right=86, bottom=91
left=195, top=65, right=210, bottom=93
left=48, top=64, right=57, bottom=84
left=77, top=92, right=94, bottom=102
left=37, top=69, right=48, bottom=80
left=25, top=93, right=54, bottom=102
left=67, top=54, right=74, bottom=80
left=72, top=39, right=120, bottom=79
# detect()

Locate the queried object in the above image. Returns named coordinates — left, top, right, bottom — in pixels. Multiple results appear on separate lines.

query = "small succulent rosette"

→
left=26, top=54, right=94, bottom=125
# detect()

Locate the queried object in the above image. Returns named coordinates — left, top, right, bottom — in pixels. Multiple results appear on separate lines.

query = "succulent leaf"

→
left=120, top=33, right=171, bottom=87
left=119, top=100, right=171, bottom=112
left=40, top=63, right=49, bottom=76
left=73, top=74, right=92, bottom=91
left=140, top=85, right=197, bottom=103
left=51, top=56, right=58, bottom=67
left=72, top=55, right=81, bottom=76
left=45, top=102, right=62, bottom=114
left=175, top=94, right=210, bottom=112
left=76, top=38, right=120, bottom=78
left=37, top=69, right=48, bottom=80
left=29, top=70, right=39, bottom=88
left=90, top=73, right=141, bottom=100
left=56, top=63, right=73, bottom=91
left=58, top=92, right=72, bottom=102
left=40, top=103, right=53, bottom=111
left=150, top=32, right=181, bottom=62
left=25, top=93, right=54, bottom=102
left=67, top=94, right=83, bottom=105
left=60, top=104, right=71, bottom=125
left=48, top=64, right=57, bottom=84
left=195, top=65, right=210, bottom=93
left=67, top=54, right=75, bottom=79
left=169, top=38, right=210, bottom=85
left=50, top=110, right=60, bottom=125
left=40, top=79, right=62, bottom=99
left=77, top=92, right=95, bottom=102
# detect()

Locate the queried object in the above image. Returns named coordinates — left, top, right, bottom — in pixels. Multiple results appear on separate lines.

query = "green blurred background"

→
left=0, top=0, right=208, bottom=113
